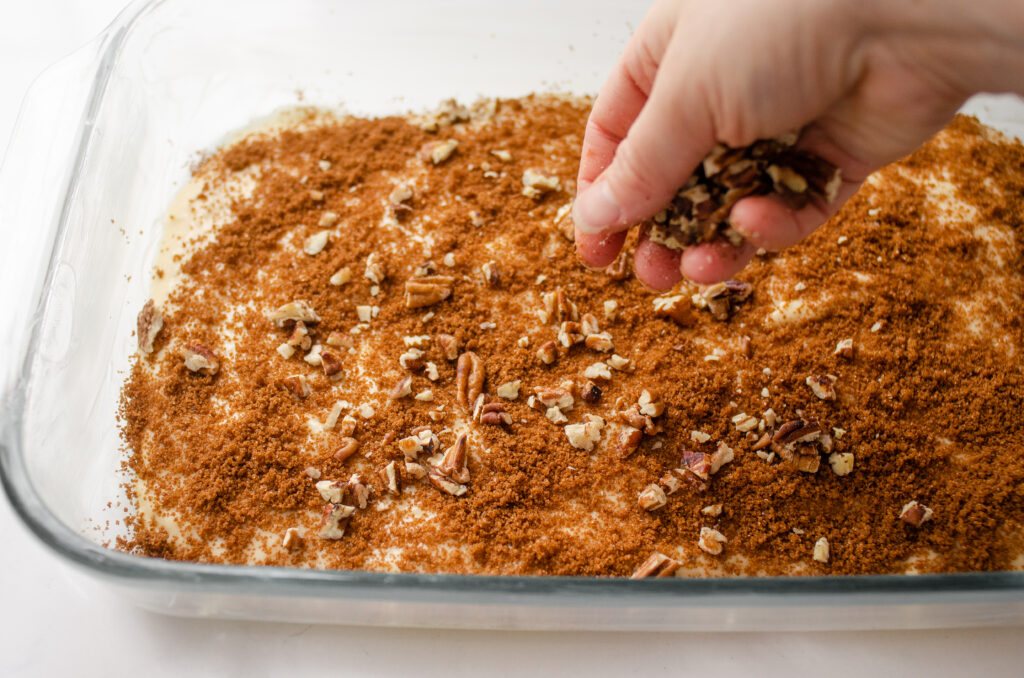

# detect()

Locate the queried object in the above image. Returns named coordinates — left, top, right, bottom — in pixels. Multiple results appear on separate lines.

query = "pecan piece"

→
left=480, top=402, right=512, bottom=426
left=268, top=300, right=321, bottom=327
left=428, top=467, right=468, bottom=496
left=404, top=275, right=454, bottom=309
left=806, top=374, right=837, bottom=400
left=181, top=343, right=219, bottom=375
left=136, top=300, right=163, bottom=354
left=697, top=527, right=728, bottom=556
left=536, top=340, right=558, bottom=365
left=318, top=503, right=355, bottom=540
left=436, top=433, right=470, bottom=484
left=652, top=294, right=695, bottom=326
left=380, top=461, right=401, bottom=496
left=812, top=537, right=830, bottom=563
left=773, top=419, right=822, bottom=445
left=320, top=349, right=343, bottom=377
left=605, top=249, right=631, bottom=280
left=436, top=333, right=459, bottom=361
left=899, top=500, right=934, bottom=527
left=581, top=381, right=603, bottom=404
left=630, top=552, right=680, bottom=579
left=613, top=425, right=643, bottom=458
left=281, top=374, right=311, bottom=398
left=456, top=352, right=485, bottom=411
left=333, top=437, right=360, bottom=462
left=638, top=484, right=668, bottom=511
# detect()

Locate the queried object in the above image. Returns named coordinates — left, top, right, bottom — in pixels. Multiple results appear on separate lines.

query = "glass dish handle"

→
left=0, top=34, right=111, bottom=412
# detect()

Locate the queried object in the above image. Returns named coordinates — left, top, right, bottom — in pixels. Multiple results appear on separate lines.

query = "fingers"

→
left=575, top=2, right=675, bottom=195
left=679, top=239, right=756, bottom=285
left=575, top=228, right=628, bottom=268
left=574, top=31, right=719, bottom=236
left=633, top=228, right=683, bottom=290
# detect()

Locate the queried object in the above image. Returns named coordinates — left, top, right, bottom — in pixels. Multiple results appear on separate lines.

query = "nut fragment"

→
left=436, top=433, right=470, bottom=484
left=481, top=261, right=500, bottom=286
left=399, top=348, right=426, bottom=371
left=564, top=415, right=605, bottom=451
left=557, top=321, right=584, bottom=348
left=303, top=230, right=330, bottom=255
left=404, top=275, right=454, bottom=308
left=613, top=425, right=643, bottom=458
left=581, top=381, right=603, bottom=404
left=455, top=351, right=485, bottom=411
left=136, top=300, right=163, bottom=354
left=899, top=500, right=934, bottom=527
left=583, top=362, right=612, bottom=380
left=828, top=452, right=855, bottom=476
left=268, top=300, right=321, bottom=327
left=638, top=484, right=668, bottom=511
left=698, top=280, right=753, bottom=320
left=732, top=412, right=759, bottom=433
left=701, top=504, right=723, bottom=517
left=637, top=390, right=665, bottom=417
left=534, top=386, right=574, bottom=411
left=773, top=418, right=821, bottom=445
left=834, top=338, right=854, bottom=359
left=320, top=349, right=343, bottom=377
left=480, top=402, right=512, bottom=426
left=333, top=437, right=360, bottom=462
left=318, top=503, right=355, bottom=540
left=390, top=376, right=413, bottom=400
left=709, top=442, right=735, bottom=474
left=652, top=294, right=695, bottom=326
left=424, top=138, right=458, bottom=164
left=607, top=354, right=633, bottom=371
left=181, top=343, right=219, bottom=375
left=541, top=289, right=578, bottom=324
left=282, top=527, right=304, bottom=550
left=813, top=537, right=830, bottom=563
left=436, top=333, right=459, bottom=360
left=522, top=168, right=560, bottom=198
left=806, top=374, right=837, bottom=400
left=697, top=527, right=728, bottom=555
left=584, top=332, right=614, bottom=352
left=536, top=341, right=558, bottom=365
left=630, top=552, right=680, bottom=579
left=380, top=461, right=401, bottom=496
left=496, top=381, right=521, bottom=399
left=605, top=249, right=631, bottom=280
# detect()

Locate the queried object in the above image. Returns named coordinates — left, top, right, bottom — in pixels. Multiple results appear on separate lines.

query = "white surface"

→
left=0, top=2, right=1022, bottom=676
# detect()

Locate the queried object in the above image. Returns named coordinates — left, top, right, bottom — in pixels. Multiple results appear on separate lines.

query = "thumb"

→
left=574, top=35, right=718, bottom=236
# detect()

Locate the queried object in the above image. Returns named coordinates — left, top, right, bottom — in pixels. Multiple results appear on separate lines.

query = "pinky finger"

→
left=633, top=226, right=684, bottom=291
left=679, top=239, right=756, bottom=285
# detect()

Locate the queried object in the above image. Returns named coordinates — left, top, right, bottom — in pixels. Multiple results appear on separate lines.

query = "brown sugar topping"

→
left=119, top=99, right=1024, bottom=577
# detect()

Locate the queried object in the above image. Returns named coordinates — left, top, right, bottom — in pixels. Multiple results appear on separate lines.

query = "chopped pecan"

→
left=399, top=348, right=426, bottom=371
left=585, top=332, right=614, bottom=352
left=288, top=321, right=313, bottom=351
left=583, top=362, right=612, bottom=381
left=697, top=527, right=728, bottom=555
left=436, top=433, right=470, bottom=484
left=496, top=380, right=521, bottom=399
left=541, top=289, right=578, bottom=324
left=320, top=349, right=343, bottom=377
left=681, top=450, right=712, bottom=481
left=557, top=321, right=584, bottom=347
left=404, top=275, right=454, bottom=309
left=303, top=230, right=330, bottom=255
left=773, top=419, right=821, bottom=445
left=613, top=425, right=643, bottom=458
left=481, top=261, right=500, bottom=286
left=522, top=168, right=560, bottom=199
left=806, top=374, right=837, bottom=400
left=652, top=294, right=695, bottom=326
left=638, top=484, right=668, bottom=511
left=812, top=537, right=830, bottom=563
left=536, top=341, right=558, bottom=365
left=834, top=338, right=854, bottom=359
left=181, top=343, right=219, bottom=375
left=605, top=249, right=631, bottom=280
left=136, top=300, right=163, bottom=354
left=659, top=471, right=685, bottom=495
left=564, top=415, right=605, bottom=451
left=581, top=381, right=603, bottom=404
left=792, top=450, right=821, bottom=473
left=534, top=386, right=574, bottom=411
left=428, top=467, right=467, bottom=496
left=380, top=461, right=401, bottom=496
left=423, top=138, right=458, bottom=164
left=318, top=503, right=355, bottom=540
left=268, top=300, right=321, bottom=327
left=456, top=352, right=485, bottom=411
left=732, top=412, right=759, bottom=433
left=630, top=552, right=680, bottom=579
left=481, top=402, right=512, bottom=426
left=333, top=437, right=360, bottom=462
left=699, top=280, right=753, bottom=320
left=709, top=442, right=734, bottom=474
left=436, top=333, right=459, bottom=361
left=899, top=500, right=934, bottom=527
left=701, top=504, right=723, bottom=517
left=282, top=527, right=304, bottom=550
left=390, top=376, right=413, bottom=399
left=828, top=452, right=854, bottom=476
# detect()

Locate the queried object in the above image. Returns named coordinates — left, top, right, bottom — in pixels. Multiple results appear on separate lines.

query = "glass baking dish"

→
left=2, top=0, right=1023, bottom=631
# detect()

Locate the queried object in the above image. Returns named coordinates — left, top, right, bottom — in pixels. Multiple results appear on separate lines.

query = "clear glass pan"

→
left=2, top=0, right=1023, bottom=630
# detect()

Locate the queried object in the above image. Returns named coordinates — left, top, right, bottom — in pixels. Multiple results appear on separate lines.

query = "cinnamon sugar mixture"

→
left=119, top=96, right=1024, bottom=577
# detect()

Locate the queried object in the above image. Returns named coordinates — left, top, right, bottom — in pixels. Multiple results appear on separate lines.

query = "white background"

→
left=0, top=2, right=1021, bottom=676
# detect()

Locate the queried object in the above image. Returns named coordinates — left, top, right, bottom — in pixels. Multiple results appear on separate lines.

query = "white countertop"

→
left=0, top=2, right=1021, bottom=676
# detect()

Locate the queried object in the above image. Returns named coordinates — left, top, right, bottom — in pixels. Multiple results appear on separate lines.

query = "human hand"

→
left=574, top=0, right=1024, bottom=289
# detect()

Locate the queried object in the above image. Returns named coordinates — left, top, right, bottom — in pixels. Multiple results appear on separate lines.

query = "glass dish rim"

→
left=1, top=0, right=1023, bottom=604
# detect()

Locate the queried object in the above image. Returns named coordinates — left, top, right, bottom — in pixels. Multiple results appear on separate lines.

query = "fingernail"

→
left=573, top=181, right=621, bottom=234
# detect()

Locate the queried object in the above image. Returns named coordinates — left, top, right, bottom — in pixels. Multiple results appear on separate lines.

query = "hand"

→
left=574, top=0, right=1024, bottom=289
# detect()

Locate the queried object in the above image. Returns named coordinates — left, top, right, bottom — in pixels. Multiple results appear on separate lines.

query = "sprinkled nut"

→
left=709, top=442, right=734, bottom=474
left=390, top=376, right=413, bottom=400
left=456, top=351, right=485, bottom=411
left=282, top=527, right=304, bottom=550
left=330, top=267, right=352, bottom=285
left=536, top=341, right=558, bottom=365
left=691, top=430, right=711, bottom=444
left=834, top=338, right=854, bottom=359
left=136, top=300, right=163, bottom=354
left=333, top=437, right=360, bottom=462
left=607, top=354, right=633, bottom=371
left=638, top=484, right=668, bottom=511
left=399, top=348, right=426, bottom=370
left=364, top=253, right=387, bottom=284
left=613, top=426, right=643, bottom=458
left=496, top=381, right=521, bottom=399
left=580, top=313, right=600, bottom=337
left=480, top=402, right=512, bottom=426
left=338, top=414, right=357, bottom=437
left=380, top=461, right=401, bottom=496
left=701, top=504, right=723, bottom=517
left=899, top=500, right=934, bottom=527
left=522, top=168, right=560, bottom=199
left=414, top=389, right=434, bottom=402
left=581, top=381, right=603, bottom=404
left=583, top=362, right=612, bottom=380
left=564, top=415, right=605, bottom=450
left=268, top=300, right=321, bottom=327
left=319, top=503, right=354, bottom=540
left=637, top=390, right=664, bottom=417
left=603, top=299, right=619, bottom=321
left=357, top=403, right=375, bottom=419
left=304, top=467, right=321, bottom=480
left=585, top=332, right=614, bottom=352
left=806, top=374, right=837, bottom=400
left=481, top=261, right=500, bottom=286
left=303, top=230, right=330, bottom=255
left=546, top=406, right=569, bottom=425
left=181, top=343, right=219, bottom=375
left=630, top=552, right=680, bottom=579
left=659, top=471, right=684, bottom=495
left=732, top=413, right=758, bottom=432
left=320, top=349, right=343, bottom=377
left=425, top=139, right=458, bottom=164
left=653, top=294, right=695, bottom=326
left=698, top=527, right=728, bottom=556
left=828, top=452, right=855, bottom=476
left=436, top=333, right=459, bottom=361
left=813, top=537, right=830, bottom=563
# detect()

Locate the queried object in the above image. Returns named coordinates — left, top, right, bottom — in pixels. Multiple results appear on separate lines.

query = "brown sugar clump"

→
left=118, top=99, right=1024, bottom=578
